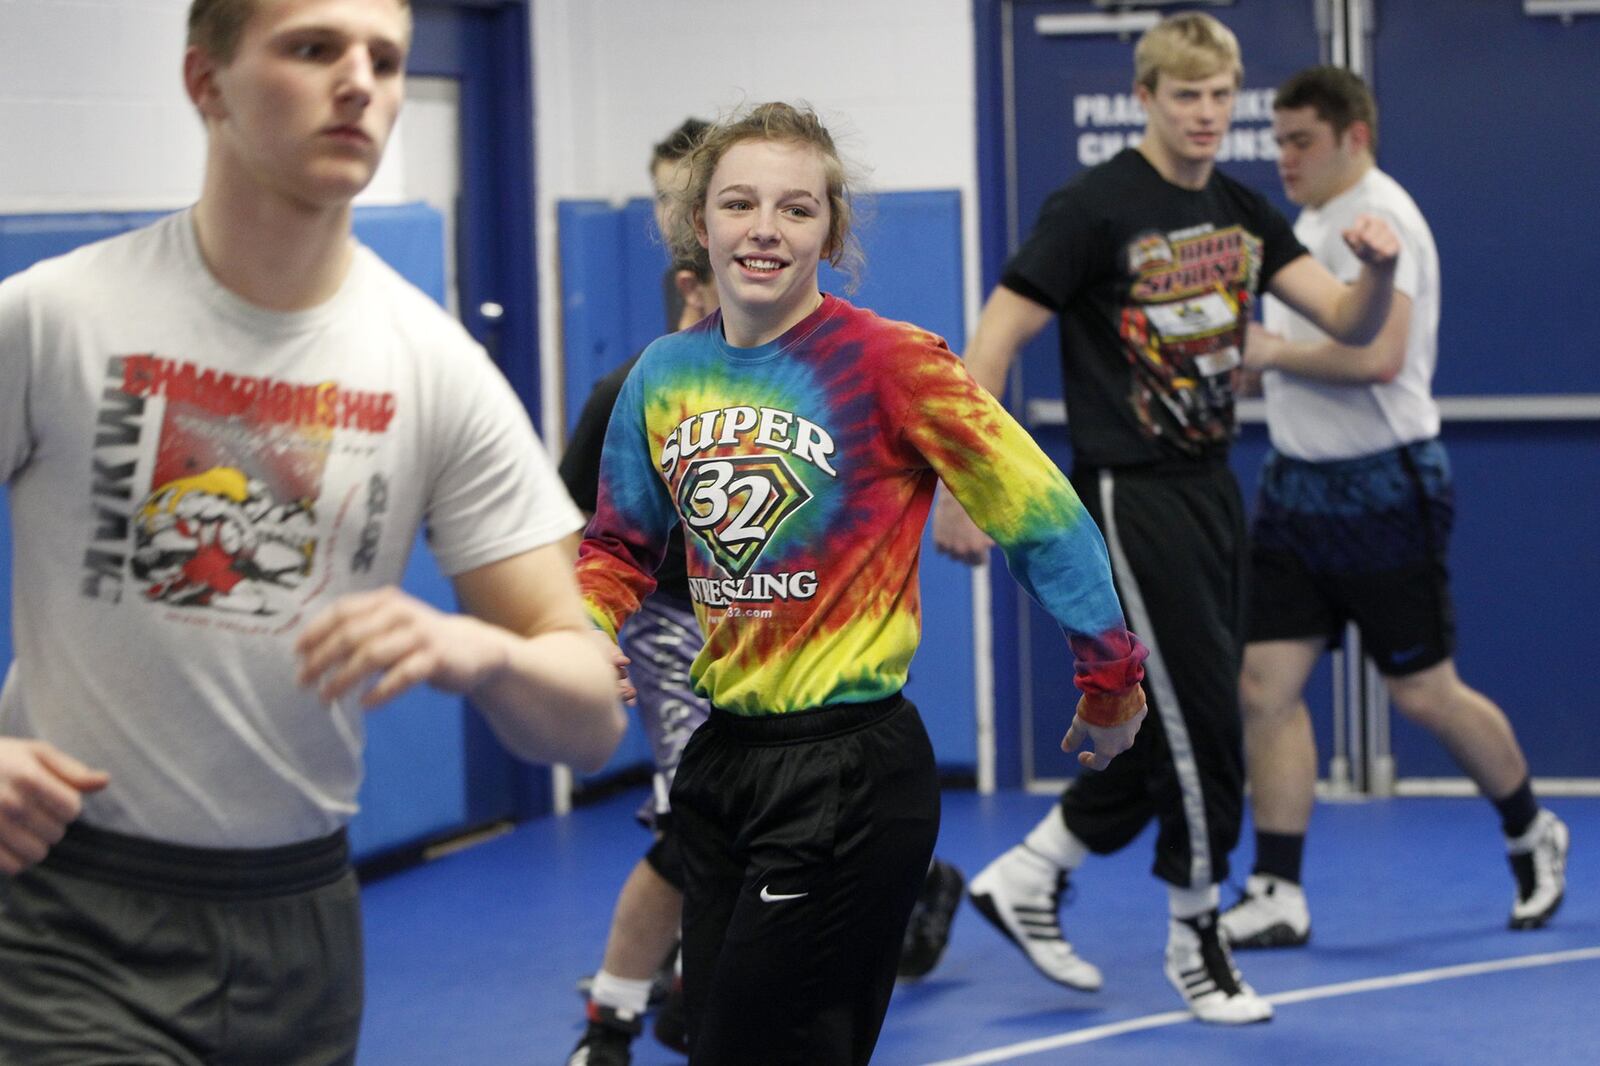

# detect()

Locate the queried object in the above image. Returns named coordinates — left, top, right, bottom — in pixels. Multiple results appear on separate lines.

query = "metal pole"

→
left=1328, top=633, right=1352, bottom=794
left=1368, top=658, right=1396, bottom=795
left=1345, top=622, right=1367, bottom=793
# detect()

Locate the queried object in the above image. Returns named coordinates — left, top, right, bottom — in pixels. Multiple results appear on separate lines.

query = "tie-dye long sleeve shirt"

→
left=576, top=295, right=1146, bottom=724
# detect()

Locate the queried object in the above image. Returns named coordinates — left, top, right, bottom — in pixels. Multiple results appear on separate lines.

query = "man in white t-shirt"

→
left=1220, top=66, right=1567, bottom=950
left=0, top=2, right=623, bottom=1062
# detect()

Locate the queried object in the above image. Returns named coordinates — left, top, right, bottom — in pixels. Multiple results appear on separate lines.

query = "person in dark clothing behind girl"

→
left=574, top=101, right=1149, bottom=1065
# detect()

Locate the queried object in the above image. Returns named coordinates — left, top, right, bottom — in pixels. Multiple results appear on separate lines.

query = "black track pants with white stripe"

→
left=1057, top=461, right=1248, bottom=889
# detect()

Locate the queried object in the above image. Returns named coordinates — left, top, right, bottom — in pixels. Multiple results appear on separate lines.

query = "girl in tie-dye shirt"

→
left=575, top=102, right=1147, bottom=1065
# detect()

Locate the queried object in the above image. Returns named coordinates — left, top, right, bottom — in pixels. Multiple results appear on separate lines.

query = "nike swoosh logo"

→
left=759, top=885, right=809, bottom=903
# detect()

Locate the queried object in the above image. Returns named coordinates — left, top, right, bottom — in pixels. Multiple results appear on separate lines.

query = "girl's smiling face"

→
left=697, top=138, right=832, bottom=348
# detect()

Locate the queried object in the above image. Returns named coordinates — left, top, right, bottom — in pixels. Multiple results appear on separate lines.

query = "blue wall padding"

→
left=622, top=199, right=671, bottom=346
left=556, top=201, right=658, bottom=774
left=558, top=202, right=633, bottom=436
left=352, top=204, right=448, bottom=307
left=558, top=198, right=690, bottom=428
left=559, top=189, right=977, bottom=776
left=347, top=532, right=467, bottom=858
left=0, top=203, right=525, bottom=860
left=0, top=212, right=168, bottom=280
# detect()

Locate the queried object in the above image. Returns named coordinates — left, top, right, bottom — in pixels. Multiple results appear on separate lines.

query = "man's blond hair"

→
left=1134, top=12, right=1243, bottom=92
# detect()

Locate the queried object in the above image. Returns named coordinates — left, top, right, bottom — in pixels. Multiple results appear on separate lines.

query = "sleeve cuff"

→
left=1076, top=685, right=1147, bottom=728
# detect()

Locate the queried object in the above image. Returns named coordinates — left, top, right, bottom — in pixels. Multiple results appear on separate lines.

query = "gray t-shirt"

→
left=0, top=210, right=581, bottom=847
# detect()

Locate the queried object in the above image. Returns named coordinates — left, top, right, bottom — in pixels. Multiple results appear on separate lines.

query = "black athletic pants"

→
left=1058, top=461, right=1249, bottom=889
left=670, top=694, right=940, bottom=1065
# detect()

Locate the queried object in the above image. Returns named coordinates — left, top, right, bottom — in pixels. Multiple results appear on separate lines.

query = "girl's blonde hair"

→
left=666, top=102, right=864, bottom=287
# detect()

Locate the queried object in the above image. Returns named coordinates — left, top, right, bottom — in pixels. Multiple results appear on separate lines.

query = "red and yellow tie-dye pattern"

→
left=577, top=295, right=1145, bottom=723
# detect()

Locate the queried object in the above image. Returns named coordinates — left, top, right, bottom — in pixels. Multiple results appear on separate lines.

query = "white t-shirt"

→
left=1262, top=167, right=1441, bottom=460
left=0, top=211, right=581, bottom=847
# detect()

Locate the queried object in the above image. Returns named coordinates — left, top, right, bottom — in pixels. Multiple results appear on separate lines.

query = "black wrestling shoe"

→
left=898, top=858, right=966, bottom=980
left=566, top=1003, right=641, bottom=1066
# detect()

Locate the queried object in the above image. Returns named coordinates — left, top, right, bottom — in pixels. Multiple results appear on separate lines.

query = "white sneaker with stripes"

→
left=967, top=845, right=1102, bottom=991
left=1165, top=910, right=1273, bottom=1024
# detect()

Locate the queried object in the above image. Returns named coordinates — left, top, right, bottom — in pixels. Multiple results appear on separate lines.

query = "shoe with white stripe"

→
left=1165, top=910, right=1273, bottom=1025
left=1508, top=809, right=1569, bottom=930
left=1219, top=873, right=1311, bottom=949
left=967, top=846, right=1102, bottom=991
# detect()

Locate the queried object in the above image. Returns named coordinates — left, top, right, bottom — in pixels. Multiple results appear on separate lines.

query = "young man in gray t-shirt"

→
left=0, top=2, right=623, bottom=1062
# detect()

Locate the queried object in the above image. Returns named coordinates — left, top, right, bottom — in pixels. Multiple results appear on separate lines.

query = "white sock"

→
left=1168, top=883, right=1220, bottom=920
left=590, top=970, right=651, bottom=1018
left=1023, top=809, right=1089, bottom=870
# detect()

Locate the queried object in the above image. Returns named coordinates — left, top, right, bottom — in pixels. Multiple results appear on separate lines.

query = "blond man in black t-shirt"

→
left=936, top=12, right=1399, bottom=1025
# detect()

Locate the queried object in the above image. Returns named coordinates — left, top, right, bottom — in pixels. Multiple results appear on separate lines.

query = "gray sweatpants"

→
left=0, top=824, right=362, bottom=1066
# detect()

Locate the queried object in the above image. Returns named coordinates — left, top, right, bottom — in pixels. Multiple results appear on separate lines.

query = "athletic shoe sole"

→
left=1225, top=921, right=1311, bottom=950
left=1509, top=892, right=1564, bottom=930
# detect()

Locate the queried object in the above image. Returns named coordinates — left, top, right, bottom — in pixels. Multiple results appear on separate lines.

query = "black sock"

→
left=1252, top=831, right=1305, bottom=884
left=1494, top=777, right=1539, bottom=839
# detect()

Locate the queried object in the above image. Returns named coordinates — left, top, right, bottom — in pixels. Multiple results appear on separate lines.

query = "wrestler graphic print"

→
left=1118, top=224, right=1263, bottom=451
left=132, top=467, right=315, bottom=613
left=93, top=353, right=396, bottom=618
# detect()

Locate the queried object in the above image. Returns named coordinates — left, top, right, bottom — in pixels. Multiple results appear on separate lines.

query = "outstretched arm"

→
left=893, top=332, right=1148, bottom=766
left=1268, top=212, right=1400, bottom=347
left=295, top=542, right=625, bottom=772
left=933, top=286, right=1056, bottom=565
left=1243, top=289, right=1411, bottom=384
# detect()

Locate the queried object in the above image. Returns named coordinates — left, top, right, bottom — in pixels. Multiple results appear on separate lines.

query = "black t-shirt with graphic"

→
left=1002, top=149, right=1306, bottom=468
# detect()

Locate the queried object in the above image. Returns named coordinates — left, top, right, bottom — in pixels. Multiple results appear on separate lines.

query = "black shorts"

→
left=1248, top=439, right=1456, bottom=677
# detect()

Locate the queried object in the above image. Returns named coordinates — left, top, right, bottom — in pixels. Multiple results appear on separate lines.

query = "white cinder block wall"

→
left=0, top=1, right=204, bottom=211
left=532, top=0, right=981, bottom=440
left=0, top=0, right=979, bottom=413
left=0, top=0, right=409, bottom=213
